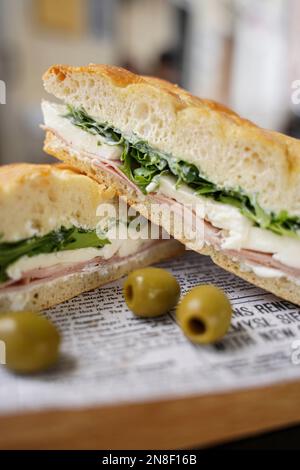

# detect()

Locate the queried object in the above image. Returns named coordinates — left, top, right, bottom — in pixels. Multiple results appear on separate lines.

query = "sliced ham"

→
left=224, top=248, right=300, bottom=279
left=0, top=240, right=160, bottom=293
left=149, top=194, right=300, bottom=280
left=44, top=127, right=300, bottom=282
left=91, top=158, right=143, bottom=194
left=44, top=126, right=143, bottom=193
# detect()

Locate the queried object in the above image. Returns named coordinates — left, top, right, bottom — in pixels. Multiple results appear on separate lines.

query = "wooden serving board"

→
left=1, top=380, right=300, bottom=449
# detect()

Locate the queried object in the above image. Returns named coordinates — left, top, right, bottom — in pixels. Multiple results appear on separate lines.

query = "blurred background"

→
left=0, top=0, right=300, bottom=165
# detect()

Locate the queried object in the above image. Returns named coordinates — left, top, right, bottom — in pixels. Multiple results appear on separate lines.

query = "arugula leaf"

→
left=61, top=227, right=110, bottom=251
left=133, top=166, right=158, bottom=189
left=0, top=227, right=110, bottom=283
left=268, top=211, right=300, bottom=238
left=120, top=140, right=133, bottom=181
left=64, top=105, right=300, bottom=238
left=64, top=105, right=123, bottom=145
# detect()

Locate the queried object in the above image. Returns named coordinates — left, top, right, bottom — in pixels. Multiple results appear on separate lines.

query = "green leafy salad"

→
left=64, top=105, right=300, bottom=239
left=0, top=227, right=110, bottom=283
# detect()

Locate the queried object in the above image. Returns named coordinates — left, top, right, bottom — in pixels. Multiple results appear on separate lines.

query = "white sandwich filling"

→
left=7, top=236, right=150, bottom=282
left=42, top=101, right=123, bottom=160
left=42, top=101, right=300, bottom=280
left=157, top=176, right=300, bottom=270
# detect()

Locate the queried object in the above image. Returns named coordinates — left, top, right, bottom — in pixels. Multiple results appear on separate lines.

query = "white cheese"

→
left=157, top=175, right=252, bottom=250
left=241, top=263, right=285, bottom=279
left=7, top=238, right=148, bottom=281
left=242, top=227, right=300, bottom=270
left=157, top=175, right=300, bottom=270
left=42, top=101, right=123, bottom=160
left=240, top=262, right=300, bottom=285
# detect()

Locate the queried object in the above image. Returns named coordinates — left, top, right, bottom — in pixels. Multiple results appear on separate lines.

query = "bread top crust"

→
left=0, top=163, right=114, bottom=201
left=0, top=163, right=115, bottom=242
left=43, top=63, right=300, bottom=158
left=0, top=163, right=74, bottom=186
left=43, top=64, right=250, bottom=120
left=43, top=64, right=300, bottom=216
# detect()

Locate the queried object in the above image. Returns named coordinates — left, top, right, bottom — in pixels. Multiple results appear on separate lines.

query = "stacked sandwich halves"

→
left=41, top=64, right=300, bottom=306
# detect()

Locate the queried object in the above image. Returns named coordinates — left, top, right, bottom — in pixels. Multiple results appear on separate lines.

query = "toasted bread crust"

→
left=0, top=162, right=111, bottom=195
left=43, top=64, right=242, bottom=119
left=44, top=130, right=300, bottom=306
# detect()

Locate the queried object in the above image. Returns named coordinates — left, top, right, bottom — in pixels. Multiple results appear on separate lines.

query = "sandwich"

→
left=41, top=64, right=300, bottom=305
left=0, top=163, right=183, bottom=311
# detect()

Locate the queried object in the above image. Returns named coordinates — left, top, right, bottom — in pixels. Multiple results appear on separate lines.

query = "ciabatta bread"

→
left=43, top=64, right=300, bottom=217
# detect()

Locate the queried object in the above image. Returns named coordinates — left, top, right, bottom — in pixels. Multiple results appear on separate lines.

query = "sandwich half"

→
left=42, top=64, right=300, bottom=305
left=0, top=164, right=183, bottom=311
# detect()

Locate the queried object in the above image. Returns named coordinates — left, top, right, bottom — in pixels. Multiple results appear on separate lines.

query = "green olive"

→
left=123, top=267, right=180, bottom=317
left=176, top=285, right=232, bottom=344
left=0, top=311, right=61, bottom=374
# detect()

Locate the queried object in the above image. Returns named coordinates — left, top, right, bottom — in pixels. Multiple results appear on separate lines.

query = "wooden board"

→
left=1, top=380, right=300, bottom=449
